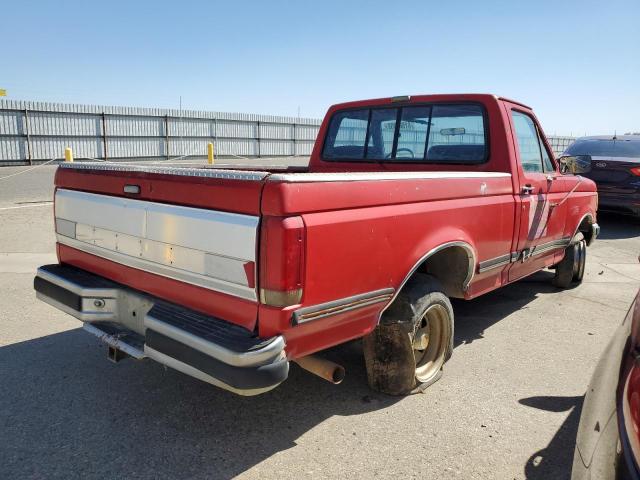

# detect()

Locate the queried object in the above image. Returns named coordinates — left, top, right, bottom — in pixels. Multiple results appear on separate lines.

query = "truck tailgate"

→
left=54, top=163, right=270, bottom=330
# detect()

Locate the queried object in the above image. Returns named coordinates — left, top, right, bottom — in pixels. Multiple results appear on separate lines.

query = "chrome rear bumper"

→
left=34, top=264, right=288, bottom=396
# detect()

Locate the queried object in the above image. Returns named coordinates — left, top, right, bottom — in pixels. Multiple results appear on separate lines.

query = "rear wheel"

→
left=363, top=274, right=453, bottom=395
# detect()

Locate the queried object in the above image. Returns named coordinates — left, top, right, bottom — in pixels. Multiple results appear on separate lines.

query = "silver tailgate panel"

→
left=54, top=189, right=259, bottom=301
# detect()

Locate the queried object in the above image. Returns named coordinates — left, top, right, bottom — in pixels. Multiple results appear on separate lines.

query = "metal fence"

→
left=0, top=100, right=321, bottom=166
left=546, top=136, right=575, bottom=156
left=0, top=99, right=575, bottom=166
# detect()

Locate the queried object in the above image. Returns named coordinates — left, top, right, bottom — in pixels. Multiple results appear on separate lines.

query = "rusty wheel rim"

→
left=413, top=303, right=450, bottom=383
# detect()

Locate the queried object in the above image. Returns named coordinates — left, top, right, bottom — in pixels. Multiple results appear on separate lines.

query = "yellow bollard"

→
left=64, top=147, right=74, bottom=163
left=207, top=142, right=215, bottom=165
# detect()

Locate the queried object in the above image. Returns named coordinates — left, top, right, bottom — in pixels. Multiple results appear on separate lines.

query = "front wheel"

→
left=363, top=274, right=453, bottom=395
left=572, top=238, right=586, bottom=282
left=553, top=235, right=586, bottom=288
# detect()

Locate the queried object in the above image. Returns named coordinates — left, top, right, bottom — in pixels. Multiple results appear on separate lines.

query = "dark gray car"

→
left=560, top=135, right=640, bottom=218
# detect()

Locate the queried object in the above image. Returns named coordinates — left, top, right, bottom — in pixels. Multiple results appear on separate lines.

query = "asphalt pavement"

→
left=1, top=162, right=639, bottom=479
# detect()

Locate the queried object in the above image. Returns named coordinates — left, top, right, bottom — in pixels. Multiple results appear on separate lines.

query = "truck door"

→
left=507, top=108, right=568, bottom=282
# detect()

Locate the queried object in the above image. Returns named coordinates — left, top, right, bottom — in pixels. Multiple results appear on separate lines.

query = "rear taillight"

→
left=630, top=167, right=640, bottom=176
left=259, top=216, right=305, bottom=307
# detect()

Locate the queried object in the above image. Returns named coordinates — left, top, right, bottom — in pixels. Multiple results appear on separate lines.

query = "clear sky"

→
left=2, top=0, right=638, bottom=136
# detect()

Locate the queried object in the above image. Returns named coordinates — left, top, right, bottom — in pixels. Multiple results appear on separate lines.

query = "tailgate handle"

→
left=123, top=184, right=141, bottom=194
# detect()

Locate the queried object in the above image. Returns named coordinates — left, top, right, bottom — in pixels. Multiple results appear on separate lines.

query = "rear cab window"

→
left=322, top=103, right=488, bottom=164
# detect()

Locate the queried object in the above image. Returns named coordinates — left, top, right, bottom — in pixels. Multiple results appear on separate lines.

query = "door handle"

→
left=521, top=184, right=534, bottom=195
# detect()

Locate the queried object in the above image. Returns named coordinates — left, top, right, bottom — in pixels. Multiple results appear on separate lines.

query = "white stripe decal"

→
left=269, top=171, right=512, bottom=183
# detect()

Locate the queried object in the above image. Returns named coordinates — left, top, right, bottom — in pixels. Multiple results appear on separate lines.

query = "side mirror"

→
left=558, top=155, right=591, bottom=174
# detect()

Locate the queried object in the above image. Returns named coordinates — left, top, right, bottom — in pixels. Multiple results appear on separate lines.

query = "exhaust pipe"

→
left=294, top=355, right=345, bottom=384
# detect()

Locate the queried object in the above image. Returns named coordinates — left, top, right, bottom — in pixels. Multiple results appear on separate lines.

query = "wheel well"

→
left=577, top=215, right=594, bottom=245
left=416, top=245, right=474, bottom=298
left=380, top=245, right=473, bottom=324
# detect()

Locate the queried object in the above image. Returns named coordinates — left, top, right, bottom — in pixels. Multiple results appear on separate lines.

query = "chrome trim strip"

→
left=57, top=235, right=257, bottom=300
left=144, top=315, right=286, bottom=367
left=292, top=288, right=394, bottom=325
left=83, top=324, right=146, bottom=359
left=512, top=236, right=573, bottom=263
left=59, top=162, right=269, bottom=181
left=450, top=235, right=576, bottom=276
left=144, top=347, right=280, bottom=396
left=268, top=171, right=512, bottom=183
left=530, top=237, right=572, bottom=257
left=477, top=254, right=511, bottom=273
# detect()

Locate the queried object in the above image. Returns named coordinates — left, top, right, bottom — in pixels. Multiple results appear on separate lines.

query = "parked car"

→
left=572, top=287, right=640, bottom=479
left=559, top=135, right=640, bottom=218
left=34, top=94, right=599, bottom=396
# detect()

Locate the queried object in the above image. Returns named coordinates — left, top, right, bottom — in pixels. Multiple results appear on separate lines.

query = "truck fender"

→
left=379, top=234, right=477, bottom=324
left=571, top=212, right=597, bottom=246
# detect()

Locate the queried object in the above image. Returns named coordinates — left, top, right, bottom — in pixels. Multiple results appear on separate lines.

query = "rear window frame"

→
left=321, top=101, right=490, bottom=165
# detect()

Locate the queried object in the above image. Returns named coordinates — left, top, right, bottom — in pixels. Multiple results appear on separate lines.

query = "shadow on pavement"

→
left=0, top=330, right=399, bottom=479
left=596, top=212, right=640, bottom=240
left=453, top=270, right=558, bottom=347
left=0, top=273, right=566, bottom=479
left=519, top=395, right=584, bottom=480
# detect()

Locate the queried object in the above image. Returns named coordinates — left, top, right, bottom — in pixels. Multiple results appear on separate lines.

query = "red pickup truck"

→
left=34, top=94, right=599, bottom=396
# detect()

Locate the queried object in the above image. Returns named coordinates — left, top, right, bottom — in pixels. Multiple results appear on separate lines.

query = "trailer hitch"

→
left=108, top=345, right=130, bottom=363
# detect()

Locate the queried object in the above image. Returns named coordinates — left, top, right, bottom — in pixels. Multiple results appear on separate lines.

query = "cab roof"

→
left=328, top=94, right=531, bottom=111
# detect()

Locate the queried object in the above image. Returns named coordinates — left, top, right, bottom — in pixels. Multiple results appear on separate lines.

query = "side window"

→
left=322, top=109, right=369, bottom=159
left=539, top=136, right=555, bottom=172
left=511, top=111, right=543, bottom=173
